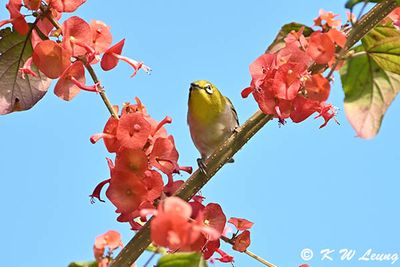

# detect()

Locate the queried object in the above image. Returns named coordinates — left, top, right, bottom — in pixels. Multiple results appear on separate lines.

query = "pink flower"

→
left=307, top=32, right=335, bottom=65
left=232, top=230, right=251, bottom=252
left=101, top=39, right=151, bottom=77
left=32, top=40, right=71, bottom=79
left=61, top=16, right=93, bottom=57
left=314, top=9, right=341, bottom=28
left=106, top=171, right=148, bottom=213
left=116, top=112, right=152, bottom=150
left=54, top=61, right=86, bottom=100
left=228, top=217, right=254, bottom=231
left=304, top=74, right=331, bottom=102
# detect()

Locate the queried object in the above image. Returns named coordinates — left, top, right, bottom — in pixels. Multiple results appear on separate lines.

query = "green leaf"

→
left=68, top=261, right=98, bottom=267
left=345, top=0, right=382, bottom=9
left=156, top=252, right=208, bottom=267
left=362, top=24, right=400, bottom=74
left=0, top=27, right=51, bottom=115
left=340, top=45, right=400, bottom=138
left=266, top=22, right=313, bottom=53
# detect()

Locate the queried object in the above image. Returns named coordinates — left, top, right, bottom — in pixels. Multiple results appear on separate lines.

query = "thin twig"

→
left=85, top=64, right=119, bottom=119
left=357, top=0, right=369, bottom=21
left=220, top=236, right=276, bottom=267
left=143, top=250, right=158, bottom=267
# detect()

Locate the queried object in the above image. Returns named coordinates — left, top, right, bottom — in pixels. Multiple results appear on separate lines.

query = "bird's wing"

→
left=225, top=96, right=239, bottom=126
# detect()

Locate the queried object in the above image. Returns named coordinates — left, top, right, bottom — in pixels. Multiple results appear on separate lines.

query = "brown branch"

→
left=110, top=1, right=398, bottom=266
left=326, top=0, right=397, bottom=80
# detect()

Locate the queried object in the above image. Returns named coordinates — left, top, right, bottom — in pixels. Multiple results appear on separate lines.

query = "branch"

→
left=220, top=236, right=276, bottom=267
left=326, top=0, right=397, bottom=79
left=110, top=1, right=398, bottom=266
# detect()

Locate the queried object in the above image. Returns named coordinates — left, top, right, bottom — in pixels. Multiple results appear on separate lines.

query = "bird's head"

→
left=188, top=80, right=227, bottom=122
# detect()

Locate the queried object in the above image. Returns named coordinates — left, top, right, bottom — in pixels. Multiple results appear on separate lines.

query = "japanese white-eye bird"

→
left=187, top=80, right=239, bottom=173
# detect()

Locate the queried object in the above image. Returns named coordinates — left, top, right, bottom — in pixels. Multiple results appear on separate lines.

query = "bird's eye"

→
left=205, top=84, right=213, bottom=94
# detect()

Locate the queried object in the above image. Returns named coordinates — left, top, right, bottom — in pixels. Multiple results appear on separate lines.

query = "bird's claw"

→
left=197, top=158, right=208, bottom=176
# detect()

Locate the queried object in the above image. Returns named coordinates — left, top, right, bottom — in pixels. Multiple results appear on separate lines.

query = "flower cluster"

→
left=93, top=230, right=124, bottom=267
left=1, top=0, right=150, bottom=101
left=90, top=98, right=192, bottom=230
left=143, top=196, right=238, bottom=263
left=242, top=10, right=346, bottom=127
left=89, top=99, right=257, bottom=263
left=228, top=217, right=254, bottom=252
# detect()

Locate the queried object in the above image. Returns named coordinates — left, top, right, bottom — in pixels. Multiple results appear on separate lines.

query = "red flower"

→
left=150, top=197, right=199, bottom=250
left=114, top=148, right=148, bottom=175
left=315, top=102, right=338, bottom=128
left=100, top=39, right=125, bottom=71
left=232, top=230, right=251, bottom=252
left=327, top=28, right=347, bottom=48
left=149, top=136, right=179, bottom=177
left=214, top=248, right=234, bottom=263
left=142, top=170, right=164, bottom=201
left=3, top=0, right=29, bottom=35
left=94, top=230, right=123, bottom=251
left=304, top=74, right=330, bottom=102
left=23, top=0, right=40, bottom=10
left=276, top=43, right=312, bottom=67
left=202, top=203, right=226, bottom=237
left=307, top=32, right=335, bottom=65
left=90, top=20, right=112, bottom=54
left=61, top=16, right=93, bottom=57
left=32, top=40, right=71, bottom=79
left=272, top=62, right=307, bottom=101
left=116, top=112, right=152, bottom=150
left=101, top=39, right=151, bottom=77
left=47, top=0, right=86, bottom=13
left=228, top=217, right=254, bottom=231
left=241, top=53, right=276, bottom=98
left=202, top=239, right=221, bottom=260
left=105, top=171, right=148, bottom=213
left=314, top=9, right=341, bottom=28
left=31, top=16, right=56, bottom=49
left=389, top=7, right=400, bottom=29
left=54, top=61, right=86, bottom=100
left=93, top=230, right=123, bottom=262
left=284, top=27, right=308, bottom=49
left=18, top=57, right=38, bottom=79
left=290, top=96, right=320, bottom=123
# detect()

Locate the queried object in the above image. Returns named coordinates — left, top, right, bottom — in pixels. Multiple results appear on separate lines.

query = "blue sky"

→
left=1, top=1, right=400, bottom=267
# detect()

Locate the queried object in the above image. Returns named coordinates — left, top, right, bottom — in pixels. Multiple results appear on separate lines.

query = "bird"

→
left=187, top=80, right=239, bottom=174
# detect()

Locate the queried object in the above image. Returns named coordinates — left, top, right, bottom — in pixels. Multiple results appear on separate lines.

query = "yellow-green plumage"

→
left=187, top=80, right=239, bottom=160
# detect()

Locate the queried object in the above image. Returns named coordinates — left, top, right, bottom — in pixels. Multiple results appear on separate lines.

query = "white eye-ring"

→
left=205, top=84, right=213, bottom=94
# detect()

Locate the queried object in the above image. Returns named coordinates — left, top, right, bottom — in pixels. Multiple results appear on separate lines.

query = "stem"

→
left=356, top=1, right=369, bottom=22
left=85, top=64, right=119, bottom=119
left=110, top=1, right=398, bottom=266
left=40, top=5, right=62, bottom=30
left=220, top=236, right=276, bottom=267
left=42, top=6, right=119, bottom=119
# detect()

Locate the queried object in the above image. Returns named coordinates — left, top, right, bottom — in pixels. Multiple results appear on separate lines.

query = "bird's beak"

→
left=190, top=82, right=198, bottom=91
